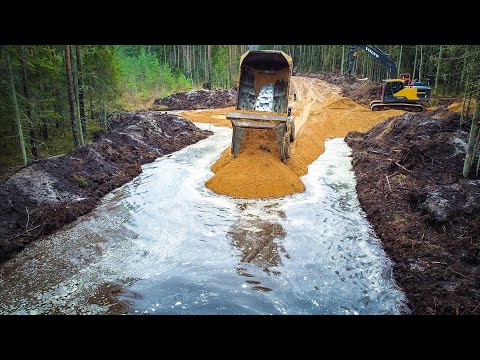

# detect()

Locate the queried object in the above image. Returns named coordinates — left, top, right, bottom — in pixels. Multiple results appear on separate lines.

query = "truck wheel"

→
left=283, top=131, right=291, bottom=162
left=290, top=120, right=296, bottom=142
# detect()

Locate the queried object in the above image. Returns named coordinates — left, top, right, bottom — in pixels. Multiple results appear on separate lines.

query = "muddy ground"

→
left=346, top=108, right=480, bottom=314
left=154, top=89, right=237, bottom=110
left=0, top=112, right=211, bottom=263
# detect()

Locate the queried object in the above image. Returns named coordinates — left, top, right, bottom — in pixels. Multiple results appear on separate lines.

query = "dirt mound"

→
left=206, top=129, right=305, bottom=198
left=447, top=101, right=463, bottom=113
left=305, top=72, right=382, bottom=106
left=345, top=109, right=480, bottom=314
left=154, top=89, right=237, bottom=110
left=321, top=96, right=359, bottom=110
left=0, top=112, right=211, bottom=263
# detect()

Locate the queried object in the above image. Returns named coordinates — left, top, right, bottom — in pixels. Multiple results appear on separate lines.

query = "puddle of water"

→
left=0, top=124, right=407, bottom=315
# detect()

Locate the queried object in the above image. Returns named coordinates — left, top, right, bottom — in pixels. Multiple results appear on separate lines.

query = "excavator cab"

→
left=371, top=79, right=423, bottom=112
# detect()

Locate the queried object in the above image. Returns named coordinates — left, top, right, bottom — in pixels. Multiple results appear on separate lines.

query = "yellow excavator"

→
left=347, top=45, right=431, bottom=112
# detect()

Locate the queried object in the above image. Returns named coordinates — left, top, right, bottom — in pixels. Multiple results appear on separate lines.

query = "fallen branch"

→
left=385, top=174, right=391, bottom=191
left=25, top=206, right=30, bottom=230
left=451, top=269, right=471, bottom=279
left=367, top=149, right=390, bottom=157
left=389, top=159, right=417, bottom=177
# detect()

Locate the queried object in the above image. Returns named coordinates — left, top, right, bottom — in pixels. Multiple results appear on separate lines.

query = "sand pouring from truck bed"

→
left=205, top=128, right=305, bottom=198
left=181, top=78, right=404, bottom=199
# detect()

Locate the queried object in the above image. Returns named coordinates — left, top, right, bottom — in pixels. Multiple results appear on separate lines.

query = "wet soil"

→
left=0, top=111, right=211, bottom=263
left=345, top=108, right=480, bottom=314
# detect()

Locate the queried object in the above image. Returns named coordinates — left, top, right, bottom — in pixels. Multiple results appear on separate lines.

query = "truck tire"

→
left=290, top=119, right=296, bottom=142
left=283, top=131, right=291, bottom=162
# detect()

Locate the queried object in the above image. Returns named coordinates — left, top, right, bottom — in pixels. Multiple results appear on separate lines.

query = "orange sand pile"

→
left=180, top=107, right=235, bottom=127
left=447, top=102, right=462, bottom=113
left=206, top=128, right=305, bottom=198
left=187, top=78, right=405, bottom=199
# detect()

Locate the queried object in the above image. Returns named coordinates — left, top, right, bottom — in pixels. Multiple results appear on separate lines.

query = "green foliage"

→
left=117, top=49, right=192, bottom=106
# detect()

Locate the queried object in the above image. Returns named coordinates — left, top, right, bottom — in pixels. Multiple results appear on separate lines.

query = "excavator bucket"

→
left=227, top=50, right=294, bottom=163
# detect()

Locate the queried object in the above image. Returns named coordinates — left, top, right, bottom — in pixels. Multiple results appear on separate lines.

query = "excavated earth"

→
left=0, top=112, right=211, bottom=263
left=346, top=107, right=480, bottom=314
left=304, top=72, right=383, bottom=106
left=154, top=89, right=237, bottom=110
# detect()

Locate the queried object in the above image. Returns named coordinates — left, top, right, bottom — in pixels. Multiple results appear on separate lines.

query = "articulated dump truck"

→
left=227, top=50, right=295, bottom=163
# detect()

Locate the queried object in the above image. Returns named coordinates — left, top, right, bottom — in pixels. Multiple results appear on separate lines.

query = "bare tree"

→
left=434, top=45, right=443, bottom=96
left=463, top=95, right=480, bottom=178
left=64, top=45, right=80, bottom=148
left=76, top=45, right=87, bottom=136
left=207, top=44, right=212, bottom=89
left=19, top=46, right=38, bottom=160
left=5, top=47, right=27, bottom=165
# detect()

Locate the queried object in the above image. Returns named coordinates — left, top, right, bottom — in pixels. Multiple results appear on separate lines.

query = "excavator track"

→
left=370, top=102, right=423, bottom=112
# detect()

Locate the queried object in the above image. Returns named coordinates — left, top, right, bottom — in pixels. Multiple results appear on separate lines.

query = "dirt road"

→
left=289, top=76, right=341, bottom=136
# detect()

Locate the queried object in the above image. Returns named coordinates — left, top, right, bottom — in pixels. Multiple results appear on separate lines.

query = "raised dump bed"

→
left=227, top=50, right=295, bottom=163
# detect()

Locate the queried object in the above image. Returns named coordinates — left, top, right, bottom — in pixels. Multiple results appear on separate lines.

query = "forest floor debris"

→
left=0, top=112, right=211, bottom=263
left=346, top=108, right=480, bottom=314
left=153, top=89, right=237, bottom=110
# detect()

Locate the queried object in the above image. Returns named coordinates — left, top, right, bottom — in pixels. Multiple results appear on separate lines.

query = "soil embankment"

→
left=181, top=76, right=403, bottom=198
left=154, top=89, right=237, bottom=110
left=346, top=108, right=480, bottom=314
left=0, top=112, right=211, bottom=263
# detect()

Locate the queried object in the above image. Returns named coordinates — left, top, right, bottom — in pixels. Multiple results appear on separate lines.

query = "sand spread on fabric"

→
left=195, top=77, right=404, bottom=199
left=180, top=107, right=235, bottom=127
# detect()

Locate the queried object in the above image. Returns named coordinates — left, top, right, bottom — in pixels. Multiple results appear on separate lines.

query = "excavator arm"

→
left=346, top=45, right=398, bottom=79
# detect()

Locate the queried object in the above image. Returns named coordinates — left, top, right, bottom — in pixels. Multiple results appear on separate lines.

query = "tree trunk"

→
left=102, top=101, right=108, bottom=132
left=207, top=44, right=212, bottom=89
left=39, top=81, right=49, bottom=141
left=434, top=45, right=443, bottom=96
left=71, top=45, right=84, bottom=145
left=463, top=96, right=480, bottom=178
left=19, top=46, right=38, bottom=160
left=341, top=45, right=345, bottom=74
left=64, top=45, right=80, bottom=148
left=90, top=96, right=96, bottom=124
left=413, top=45, right=418, bottom=81
left=419, top=45, right=423, bottom=82
left=459, top=46, right=469, bottom=92
left=470, top=125, right=480, bottom=169
left=229, top=45, right=233, bottom=89
left=76, top=45, right=87, bottom=137
left=397, top=45, right=403, bottom=74
left=6, top=48, right=27, bottom=165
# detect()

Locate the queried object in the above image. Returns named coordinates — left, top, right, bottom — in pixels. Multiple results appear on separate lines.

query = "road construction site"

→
left=0, top=76, right=409, bottom=314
